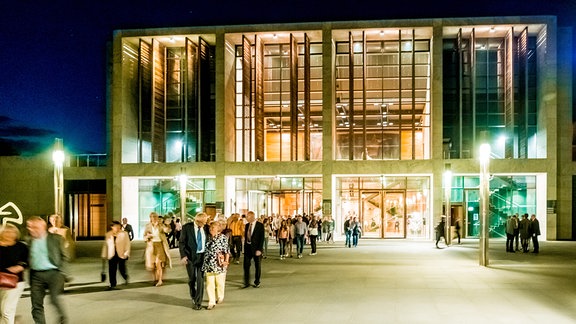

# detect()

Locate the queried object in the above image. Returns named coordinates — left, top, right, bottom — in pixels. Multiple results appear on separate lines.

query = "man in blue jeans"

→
left=344, top=217, right=352, bottom=248
left=294, top=216, right=307, bottom=258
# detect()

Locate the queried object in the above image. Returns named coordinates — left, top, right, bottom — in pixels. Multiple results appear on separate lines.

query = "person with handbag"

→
left=0, top=224, right=28, bottom=324
left=201, top=221, right=230, bottom=310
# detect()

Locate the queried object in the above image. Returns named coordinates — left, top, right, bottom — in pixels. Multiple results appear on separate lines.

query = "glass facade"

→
left=110, top=19, right=560, bottom=242
left=234, top=177, right=322, bottom=218
left=120, top=36, right=216, bottom=164
left=137, top=178, right=215, bottom=235
left=443, top=28, right=539, bottom=159
left=334, top=30, right=431, bottom=160
left=234, top=34, right=323, bottom=161
left=336, top=176, right=430, bottom=239
left=446, top=175, right=537, bottom=238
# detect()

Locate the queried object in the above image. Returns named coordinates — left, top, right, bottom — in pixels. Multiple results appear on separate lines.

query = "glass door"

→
left=361, top=191, right=382, bottom=238
left=383, top=191, right=405, bottom=238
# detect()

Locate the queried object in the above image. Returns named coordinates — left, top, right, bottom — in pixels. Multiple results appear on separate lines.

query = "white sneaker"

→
left=298, top=254, right=302, bottom=259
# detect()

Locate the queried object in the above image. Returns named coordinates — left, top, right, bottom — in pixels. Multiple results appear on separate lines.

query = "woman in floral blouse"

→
left=202, top=221, right=230, bottom=310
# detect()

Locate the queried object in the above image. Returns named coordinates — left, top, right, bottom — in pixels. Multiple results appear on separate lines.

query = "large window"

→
left=445, top=175, right=536, bottom=238
left=336, top=176, right=430, bottom=239
left=121, top=36, right=216, bottom=163
left=234, top=177, right=322, bottom=217
left=443, top=27, right=539, bottom=159
left=234, top=33, right=323, bottom=162
left=335, top=30, right=431, bottom=160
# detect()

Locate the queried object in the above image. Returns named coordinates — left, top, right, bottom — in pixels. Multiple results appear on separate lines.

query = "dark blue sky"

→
left=0, top=0, right=574, bottom=155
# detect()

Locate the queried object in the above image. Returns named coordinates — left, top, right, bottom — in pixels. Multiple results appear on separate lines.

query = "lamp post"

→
left=479, top=140, right=491, bottom=266
left=52, top=138, right=65, bottom=216
left=178, top=168, right=187, bottom=222
left=444, top=163, right=452, bottom=246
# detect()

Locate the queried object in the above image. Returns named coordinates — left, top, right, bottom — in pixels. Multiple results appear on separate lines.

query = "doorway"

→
left=360, top=190, right=405, bottom=238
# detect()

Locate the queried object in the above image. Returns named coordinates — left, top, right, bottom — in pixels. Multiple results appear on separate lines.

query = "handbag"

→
left=0, top=271, right=18, bottom=289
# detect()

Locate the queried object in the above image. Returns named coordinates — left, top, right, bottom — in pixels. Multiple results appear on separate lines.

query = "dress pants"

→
left=532, top=235, right=539, bottom=253
left=231, top=236, right=242, bottom=260
left=506, top=233, right=515, bottom=252
left=108, top=254, right=128, bottom=287
left=205, top=272, right=226, bottom=306
left=0, top=281, right=25, bottom=324
left=243, top=244, right=261, bottom=286
left=30, top=269, right=67, bottom=324
left=185, top=254, right=205, bottom=307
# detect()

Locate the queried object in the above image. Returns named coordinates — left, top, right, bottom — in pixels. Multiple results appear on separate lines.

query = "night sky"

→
left=0, top=1, right=574, bottom=156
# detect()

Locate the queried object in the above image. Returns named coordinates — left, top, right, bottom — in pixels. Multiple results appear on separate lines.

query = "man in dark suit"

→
left=121, top=217, right=134, bottom=241
left=243, top=211, right=265, bottom=288
left=179, top=212, right=209, bottom=310
left=27, top=215, right=70, bottom=324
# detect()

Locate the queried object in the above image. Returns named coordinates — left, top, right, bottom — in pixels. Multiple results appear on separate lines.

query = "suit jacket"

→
left=179, top=222, right=209, bottom=266
left=244, top=221, right=265, bottom=253
left=123, top=224, right=134, bottom=241
left=29, top=233, right=70, bottom=278
left=101, top=230, right=131, bottom=260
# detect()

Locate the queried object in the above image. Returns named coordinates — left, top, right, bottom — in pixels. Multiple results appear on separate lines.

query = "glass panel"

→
left=383, top=192, right=404, bottom=238
left=361, top=191, right=382, bottom=237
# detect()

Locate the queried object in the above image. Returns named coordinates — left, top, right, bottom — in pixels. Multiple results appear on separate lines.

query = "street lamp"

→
left=444, top=163, right=452, bottom=246
left=52, top=138, right=65, bottom=216
left=479, top=139, right=491, bottom=266
left=178, top=168, right=187, bottom=222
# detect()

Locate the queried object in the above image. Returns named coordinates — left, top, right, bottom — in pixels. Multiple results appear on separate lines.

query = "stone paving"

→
left=14, top=238, right=576, bottom=324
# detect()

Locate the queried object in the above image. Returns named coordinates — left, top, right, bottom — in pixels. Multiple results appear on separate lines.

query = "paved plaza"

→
left=14, top=238, right=576, bottom=324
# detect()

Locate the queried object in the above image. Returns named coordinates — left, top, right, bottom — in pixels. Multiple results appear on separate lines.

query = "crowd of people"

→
left=0, top=210, right=545, bottom=322
left=506, top=213, right=541, bottom=253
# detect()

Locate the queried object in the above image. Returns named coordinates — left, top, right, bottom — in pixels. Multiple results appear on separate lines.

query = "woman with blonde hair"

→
left=48, top=214, right=75, bottom=260
left=143, top=212, right=172, bottom=286
left=0, top=224, right=28, bottom=324
left=202, top=221, right=230, bottom=310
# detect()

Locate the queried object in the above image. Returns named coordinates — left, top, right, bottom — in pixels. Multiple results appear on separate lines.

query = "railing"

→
left=69, top=154, right=107, bottom=167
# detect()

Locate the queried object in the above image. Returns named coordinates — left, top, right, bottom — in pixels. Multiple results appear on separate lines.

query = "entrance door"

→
left=383, top=192, right=405, bottom=238
left=361, top=191, right=382, bottom=238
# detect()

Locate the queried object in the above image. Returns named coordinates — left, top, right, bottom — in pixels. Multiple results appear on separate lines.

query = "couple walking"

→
left=179, top=211, right=264, bottom=310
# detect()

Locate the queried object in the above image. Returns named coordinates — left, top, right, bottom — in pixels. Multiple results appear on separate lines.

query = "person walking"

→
left=513, top=214, right=520, bottom=251
left=351, top=217, right=361, bottom=247
left=294, top=215, right=308, bottom=258
left=529, top=214, right=541, bottom=253
left=308, top=219, right=318, bottom=255
left=277, top=221, right=289, bottom=259
left=48, top=214, right=75, bottom=261
left=435, top=217, right=446, bottom=248
left=287, top=218, right=295, bottom=258
left=228, top=214, right=244, bottom=264
left=505, top=215, right=516, bottom=253
left=519, top=214, right=531, bottom=253
left=143, top=212, right=171, bottom=287
left=344, top=217, right=352, bottom=248
left=202, top=221, right=230, bottom=310
left=179, top=212, right=209, bottom=310
left=101, top=221, right=130, bottom=290
left=454, top=218, right=461, bottom=244
left=121, top=218, right=134, bottom=241
left=0, top=224, right=28, bottom=324
left=27, top=216, right=70, bottom=324
left=243, top=211, right=265, bottom=288
left=326, top=216, right=335, bottom=243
